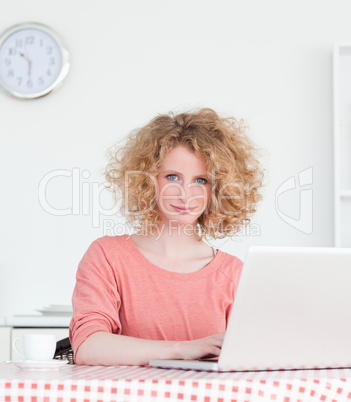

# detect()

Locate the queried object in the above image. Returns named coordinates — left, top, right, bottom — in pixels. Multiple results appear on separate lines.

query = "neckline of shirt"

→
left=121, top=234, right=226, bottom=282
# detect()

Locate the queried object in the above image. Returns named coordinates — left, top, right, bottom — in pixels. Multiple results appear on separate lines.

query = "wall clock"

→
left=0, top=22, right=70, bottom=99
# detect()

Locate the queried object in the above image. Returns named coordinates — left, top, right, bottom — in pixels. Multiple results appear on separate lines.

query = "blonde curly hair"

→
left=105, top=108, right=264, bottom=239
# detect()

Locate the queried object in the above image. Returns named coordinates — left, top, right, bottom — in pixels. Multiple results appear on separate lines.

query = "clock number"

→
left=0, top=23, right=69, bottom=98
left=25, top=36, right=34, bottom=45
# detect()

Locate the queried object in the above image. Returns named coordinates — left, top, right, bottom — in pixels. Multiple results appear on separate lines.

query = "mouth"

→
left=170, top=205, right=196, bottom=214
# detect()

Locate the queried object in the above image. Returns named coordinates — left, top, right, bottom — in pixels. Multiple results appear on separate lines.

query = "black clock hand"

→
left=18, top=52, right=32, bottom=77
left=18, top=52, right=29, bottom=61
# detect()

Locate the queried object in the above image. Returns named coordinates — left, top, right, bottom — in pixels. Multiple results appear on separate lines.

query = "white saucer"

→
left=12, top=359, right=69, bottom=370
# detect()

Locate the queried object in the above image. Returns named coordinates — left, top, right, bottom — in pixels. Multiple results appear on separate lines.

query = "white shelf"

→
left=4, top=315, right=71, bottom=327
left=334, top=44, right=351, bottom=247
left=340, top=190, right=351, bottom=198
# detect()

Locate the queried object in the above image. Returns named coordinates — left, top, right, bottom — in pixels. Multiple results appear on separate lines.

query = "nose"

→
left=179, top=182, right=205, bottom=201
left=177, top=182, right=192, bottom=200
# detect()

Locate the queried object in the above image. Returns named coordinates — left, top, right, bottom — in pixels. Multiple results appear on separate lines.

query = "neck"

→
left=152, top=221, right=199, bottom=240
left=141, top=220, right=204, bottom=259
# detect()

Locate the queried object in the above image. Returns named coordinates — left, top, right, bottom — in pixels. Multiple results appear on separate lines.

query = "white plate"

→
left=49, top=304, right=72, bottom=308
left=12, top=360, right=69, bottom=371
left=36, top=310, right=72, bottom=316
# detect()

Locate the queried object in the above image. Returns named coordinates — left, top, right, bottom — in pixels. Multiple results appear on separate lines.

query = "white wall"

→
left=0, top=0, right=349, bottom=316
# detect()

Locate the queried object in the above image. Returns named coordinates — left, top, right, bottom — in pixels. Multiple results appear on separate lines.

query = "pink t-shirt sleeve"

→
left=69, top=240, right=122, bottom=359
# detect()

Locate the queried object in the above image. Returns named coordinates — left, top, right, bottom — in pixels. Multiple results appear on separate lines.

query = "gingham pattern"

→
left=0, top=363, right=350, bottom=402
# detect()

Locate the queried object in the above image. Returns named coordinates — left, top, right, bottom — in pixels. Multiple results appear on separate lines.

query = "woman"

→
left=69, top=108, right=263, bottom=365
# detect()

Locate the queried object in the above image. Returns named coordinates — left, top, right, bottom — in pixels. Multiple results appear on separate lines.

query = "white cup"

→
left=12, top=334, right=56, bottom=361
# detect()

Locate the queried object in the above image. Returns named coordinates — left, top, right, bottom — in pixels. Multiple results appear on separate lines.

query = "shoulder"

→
left=92, top=234, right=130, bottom=250
left=216, top=250, right=243, bottom=287
left=80, top=235, right=131, bottom=265
left=218, top=250, right=243, bottom=270
left=76, top=235, right=134, bottom=281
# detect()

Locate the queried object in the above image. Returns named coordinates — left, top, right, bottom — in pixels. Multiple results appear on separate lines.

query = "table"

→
left=0, top=363, right=351, bottom=402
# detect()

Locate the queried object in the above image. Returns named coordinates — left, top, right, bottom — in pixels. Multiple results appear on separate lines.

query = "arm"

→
left=71, top=239, right=224, bottom=365
left=75, top=331, right=224, bottom=366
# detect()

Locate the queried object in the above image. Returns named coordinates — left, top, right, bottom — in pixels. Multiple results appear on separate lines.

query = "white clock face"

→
left=0, top=23, right=69, bottom=99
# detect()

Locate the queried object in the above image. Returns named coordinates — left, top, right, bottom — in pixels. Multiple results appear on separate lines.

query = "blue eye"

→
left=196, top=178, right=207, bottom=184
left=167, top=174, right=178, bottom=181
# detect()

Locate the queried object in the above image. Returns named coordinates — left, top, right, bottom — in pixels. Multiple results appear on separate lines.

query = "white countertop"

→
left=2, top=315, right=71, bottom=327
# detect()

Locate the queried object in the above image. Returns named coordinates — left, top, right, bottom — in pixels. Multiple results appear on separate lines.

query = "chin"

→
left=157, top=207, right=205, bottom=230
left=165, top=215, right=200, bottom=228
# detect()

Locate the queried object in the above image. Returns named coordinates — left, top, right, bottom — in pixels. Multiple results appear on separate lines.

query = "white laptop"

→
left=150, top=246, right=351, bottom=372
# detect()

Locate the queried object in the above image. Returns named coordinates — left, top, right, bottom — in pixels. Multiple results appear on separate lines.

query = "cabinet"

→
left=0, top=327, right=69, bottom=362
left=333, top=44, right=351, bottom=247
left=0, top=327, right=11, bottom=361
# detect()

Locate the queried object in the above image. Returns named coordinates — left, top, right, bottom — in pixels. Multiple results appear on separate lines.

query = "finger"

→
left=208, top=346, right=221, bottom=356
left=199, top=353, right=219, bottom=360
left=209, top=336, right=224, bottom=348
left=209, top=340, right=223, bottom=349
left=200, top=345, right=221, bottom=357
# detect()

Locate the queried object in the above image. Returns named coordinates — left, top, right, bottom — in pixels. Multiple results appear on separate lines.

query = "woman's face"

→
left=156, top=145, right=211, bottom=227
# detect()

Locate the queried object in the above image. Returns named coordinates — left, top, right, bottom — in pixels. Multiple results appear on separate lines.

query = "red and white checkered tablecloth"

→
left=0, top=362, right=351, bottom=402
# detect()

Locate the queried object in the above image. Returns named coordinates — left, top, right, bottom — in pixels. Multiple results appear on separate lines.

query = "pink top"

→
left=69, top=235, right=243, bottom=360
